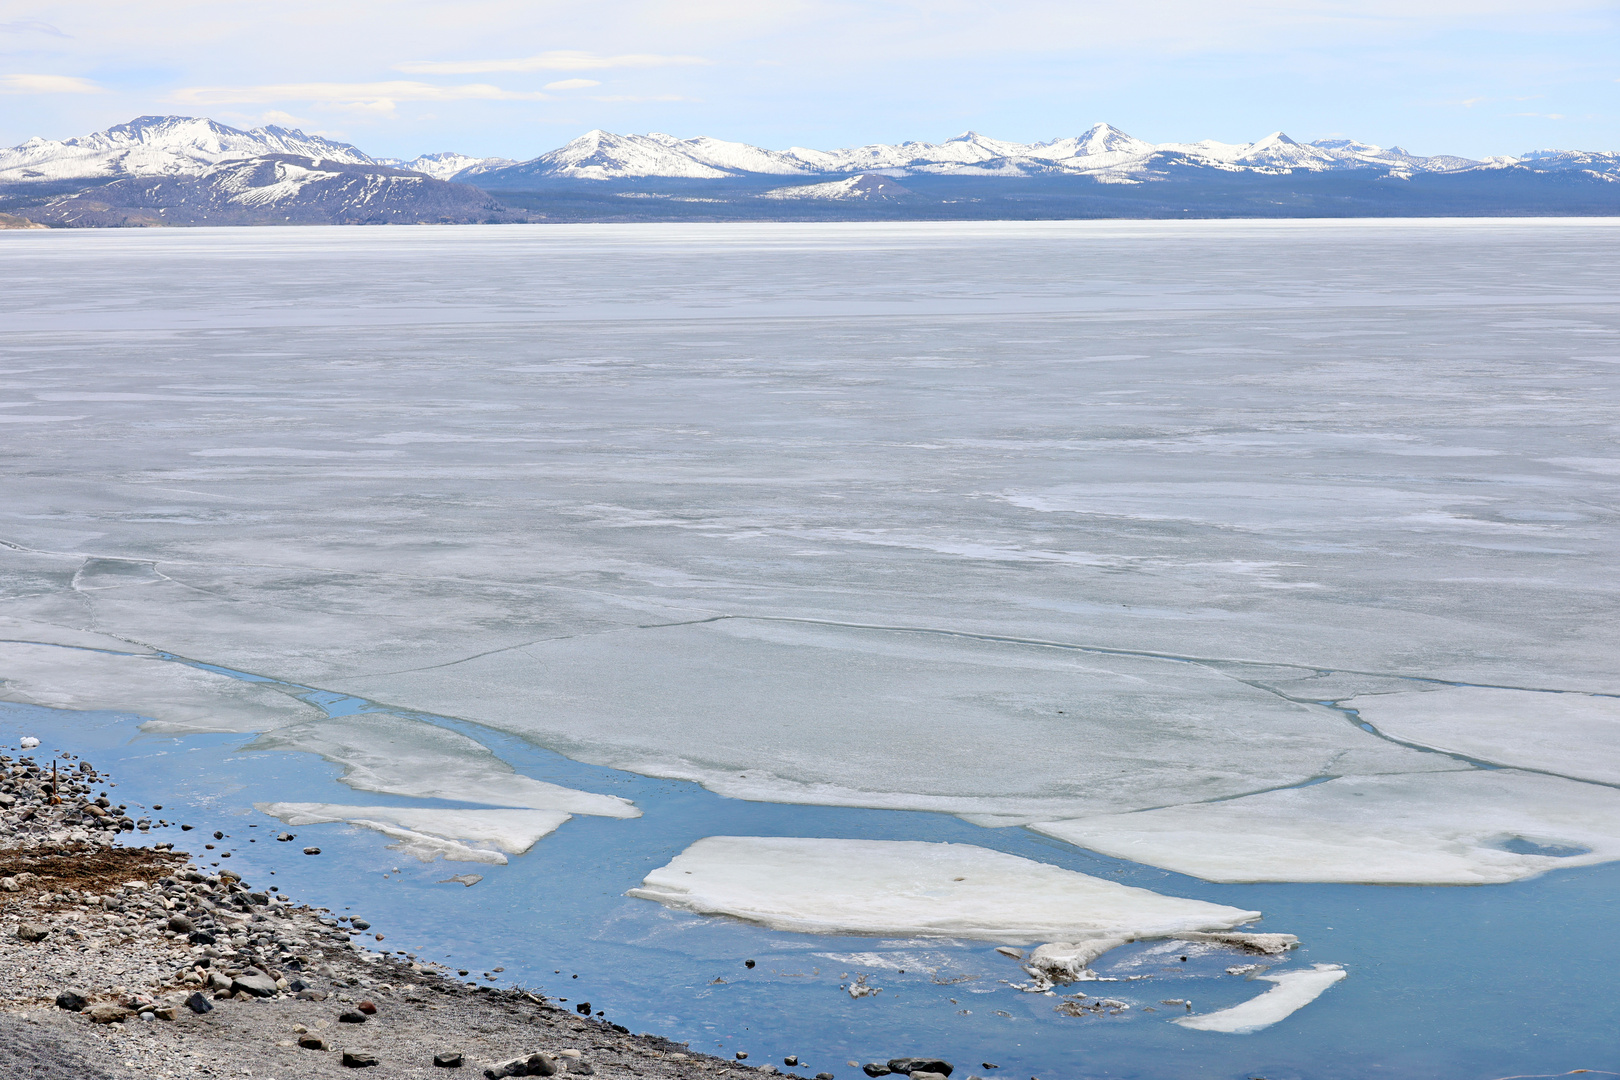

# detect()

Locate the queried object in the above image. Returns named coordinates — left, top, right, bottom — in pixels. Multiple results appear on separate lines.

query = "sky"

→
left=1, top=1, right=1616, bottom=160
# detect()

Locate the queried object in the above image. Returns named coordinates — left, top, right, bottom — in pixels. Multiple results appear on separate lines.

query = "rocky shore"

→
left=0, top=746, right=842, bottom=1080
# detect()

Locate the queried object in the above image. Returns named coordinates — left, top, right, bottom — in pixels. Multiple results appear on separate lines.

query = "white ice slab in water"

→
left=627, top=837, right=1260, bottom=945
left=1174, top=964, right=1345, bottom=1034
left=256, top=802, right=571, bottom=864
left=1034, top=770, right=1620, bottom=884
left=1349, top=686, right=1620, bottom=785
left=249, top=714, right=638, bottom=818
left=0, top=640, right=321, bottom=733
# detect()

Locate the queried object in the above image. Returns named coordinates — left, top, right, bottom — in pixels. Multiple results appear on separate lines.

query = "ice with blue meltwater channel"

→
left=3, top=219, right=1620, bottom=1078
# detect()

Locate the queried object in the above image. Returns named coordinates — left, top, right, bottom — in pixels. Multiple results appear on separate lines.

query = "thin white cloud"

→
left=171, top=81, right=551, bottom=109
left=0, top=73, right=101, bottom=93
left=396, top=50, right=709, bottom=75
left=544, top=78, right=601, bottom=90
left=0, top=19, right=67, bottom=37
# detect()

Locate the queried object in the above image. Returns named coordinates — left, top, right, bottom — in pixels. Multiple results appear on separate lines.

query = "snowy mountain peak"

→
left=0, top=115, right=372, bottom=184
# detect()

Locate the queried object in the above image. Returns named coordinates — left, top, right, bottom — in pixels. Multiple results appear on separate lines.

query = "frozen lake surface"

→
left=4, top=220, right=1620, bottom=1075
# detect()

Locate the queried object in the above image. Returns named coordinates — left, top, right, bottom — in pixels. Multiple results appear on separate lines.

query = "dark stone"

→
left=485, top=1054, right=556, bottom=1078
left=356, top=1000, right=377, bottom=1014
left=230, top=972, right=278, bottom=998
left=350, top=919, right=370, bottom=930
left=888, top=1062, right=952, bottom=1078
left=571, top=1064, right=594, bottom=1076
left=167, top=915, right=195, bottom=934
left=184, top=992, right=213, bottom=1015
left=55, top=989, right=88, bottom=1012
left=575, top=1001, right=591, bottom=1015
left=277, top=832, right=295, bottom=841
left=303, top=847, right=321, bottom=855
left=299, top=1035, right=330, bottom=1051
left=434, top=1052, right=464, bottom=1068
left=744, top=959, right=756, bottom=969
left=817, top=1074, right=835, bottom=1079
left=338, top=1010, right=368, bottom=1024
left=297, top=989, right=329, bottom=1001
left=248, top=892, right=270, bottom=906
left=863, top=1068, right=890, bottom=1078
left=342, top=1051, right=380, bottom=1068
left=188, top=930, right=216, bottom=945
left=785, top=1058, right=799, bottom=1067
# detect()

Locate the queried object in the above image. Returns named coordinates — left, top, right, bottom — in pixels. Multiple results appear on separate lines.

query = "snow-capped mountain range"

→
left=4, top=116, right=1615, bottom=190
left=486, top=124, right=1613, bottom=185
left=29, top=154, right=506, bottom=227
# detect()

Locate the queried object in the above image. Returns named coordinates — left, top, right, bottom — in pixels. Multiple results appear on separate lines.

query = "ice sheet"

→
left=248, top=714, right=638, bottom=818
left=0, top=640, right=321, bottom=733
left=1174, top=964, right=1346, bottom=1034
left=627, top=836, right=1261, bottom=944
left=256, top=801, right=572, bottom=863
left=362, top=617, right=1450, bottom=819
left=1034, top=771, right=1620, bottom=884
left=5, top=223, right=1620, bottom=882
left=1349, top=686, right=1620, bottom=784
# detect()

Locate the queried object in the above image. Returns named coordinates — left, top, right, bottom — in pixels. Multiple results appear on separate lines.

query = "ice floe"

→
left=628, top=836, right=1260, bottom=945
left=256, top=802, right=572, bottom=863
left=1034, top=770, right=1620, bottom=884
left=1349, top=686, right=1620, bottom=784
left=248, top=713, right=639, bottom=818
left=0, top=639, right=321, bottom=733
left=1174, top=964, right=1346, bottom=1033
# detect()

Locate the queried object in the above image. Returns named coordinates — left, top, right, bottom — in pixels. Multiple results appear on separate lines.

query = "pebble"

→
left=185, top=991, right=214, bottom=1014
left=167, top=914, right=196, bottom=934
left=299, top=1035, right=332, bottom=1051
left=16, top=921, right=49, bottom=942
left=889, top=1060, right=954, bottom=1077
left=785, top=1057, right=799, bottom=1066
left=304, top=846, right=322, bottom=855
left=434, top=1051, right=465, bottom=1068
left=357, top=1000, right=378, bottom=1014
left=339, top=1009, right=369, bottom=1023
left=343, top=1050, right=381, bottom=1068
left=85, top=1002, right=130, bottom=1024
left=55, top=988, right=89, bottom=1011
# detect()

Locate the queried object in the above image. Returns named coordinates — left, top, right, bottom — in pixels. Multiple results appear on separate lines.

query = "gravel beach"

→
left=0, top=747, right=804, bottom=1080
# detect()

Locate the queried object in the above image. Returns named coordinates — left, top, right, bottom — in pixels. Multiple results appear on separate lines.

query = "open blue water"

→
left=5, top=664, right=1617, bottom=1080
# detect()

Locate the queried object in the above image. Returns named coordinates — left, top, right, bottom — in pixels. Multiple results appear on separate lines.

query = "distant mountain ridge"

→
left=3, top=115, right=1617, bottom=225
left=464, top=123, right=1620, bottom=186
left=5, top=116, right=1617, bottom=189
left=0, top=115, right=376, bottom=183
left=27, top=154, right=510, bottom=227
